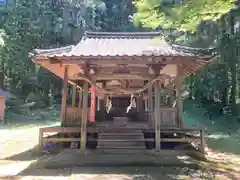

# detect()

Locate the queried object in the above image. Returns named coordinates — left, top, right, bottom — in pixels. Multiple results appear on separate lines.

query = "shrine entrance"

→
left=105, top=96, right=134, bottom=120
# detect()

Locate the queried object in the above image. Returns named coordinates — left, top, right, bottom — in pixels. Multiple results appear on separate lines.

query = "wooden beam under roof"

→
left=91, top=73, right=154, bottom=80
left=95, top=66, right=149, bottom=74
left=36, top=56, right=210, bottom=65
left=35, top=56, right=211, bottom=93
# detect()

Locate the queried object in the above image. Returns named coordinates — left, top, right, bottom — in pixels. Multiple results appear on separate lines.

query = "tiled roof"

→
left=32, top=32, right=215, bottom=58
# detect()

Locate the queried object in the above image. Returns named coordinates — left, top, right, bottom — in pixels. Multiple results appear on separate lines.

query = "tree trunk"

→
left=0, top=71, right=4, bottom=89
left=229, top=12, right=237, bottom=115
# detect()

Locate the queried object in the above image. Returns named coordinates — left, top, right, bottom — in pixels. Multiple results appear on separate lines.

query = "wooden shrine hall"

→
left=32, top=32, right=214, bottom=153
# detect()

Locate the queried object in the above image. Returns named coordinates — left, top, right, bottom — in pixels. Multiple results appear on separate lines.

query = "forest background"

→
left=0, top=0, right=240, bottom=118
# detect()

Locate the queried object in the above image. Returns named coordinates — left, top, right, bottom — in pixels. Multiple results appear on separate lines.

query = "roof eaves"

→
left=31, top=45, right=74, bottom=57
left=170, top=43, right=216, bottom=57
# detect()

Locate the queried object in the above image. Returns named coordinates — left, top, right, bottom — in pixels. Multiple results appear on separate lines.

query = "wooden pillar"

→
left=176, top=65, right=183, bottom=128
left=136, top=95, right=139, bottom=112
left=168, top=87, right=175, bottom=107
left=72, top=85, right=77, bottom=107
left=139, top=93, right=143, bottom=112
left=78, top=89, right=83, bottom=122
left=144, top=97, right=148, bottom=111
left=148, top=84, right=153, bottom=125
left=80, top=81, right=88, bottom=151
left=60, top=65, right=68, bottom=125
left=200, top=129, right=205, bottom=153
left=78, top=89, right=82, bottom=108
left=154, top=81, right=161, bottom=151
left=38, top=128, right=43, bottom=147
left=90, top=87, right=96, bottom=122
left=103, top=95, right=106, bottom=111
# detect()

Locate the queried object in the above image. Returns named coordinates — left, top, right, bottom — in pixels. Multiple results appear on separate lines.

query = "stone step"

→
left=97, top=141, right=145, bottom=147
left=95, top=149, right=147, bottom=155
left=98, top=136, right=145, bottom=142
left=99, top=129, right=142, bottom=133
left=97, top=128, right=145, bottom=150
left=98, top=134, right=144, bottom=140
left=99, top=132, right=142, bottom=136
left=97, top=145, right=146, bottom=149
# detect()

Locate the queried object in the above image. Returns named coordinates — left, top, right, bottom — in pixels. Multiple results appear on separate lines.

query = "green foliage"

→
left=133, top=0, right=235, bottom=32
left=133, top=0, right=240, bottom=116
left=0, top=0, right=136, bottom=95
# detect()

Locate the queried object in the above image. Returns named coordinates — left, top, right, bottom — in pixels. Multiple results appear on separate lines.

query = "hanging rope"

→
left=77, top=74, right=167, bottom=95
left=106, top=96, right=112, bottom=114
left=126, top=94, right=136, bottom=113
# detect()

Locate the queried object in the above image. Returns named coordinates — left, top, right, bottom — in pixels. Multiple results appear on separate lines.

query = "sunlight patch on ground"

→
left=0, top=161, right=34, bottom=177
left=0, top=122, right=60, bottom=159
left=206, top=148, right=240, bottom=166
left=197, top=148, right=240, bottom=180
left=72, top=174, right=135, bottom=180
left=207, top=133, right=230, bottom=139
left=16, top=168, right=72, bottom=180
left=16, top=176, right=69, bottom=180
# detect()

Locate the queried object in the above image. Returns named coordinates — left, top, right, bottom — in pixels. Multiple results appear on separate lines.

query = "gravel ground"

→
left=0, top=106, right=239, bottom=180
left=0, top=126, right=215, bottom=180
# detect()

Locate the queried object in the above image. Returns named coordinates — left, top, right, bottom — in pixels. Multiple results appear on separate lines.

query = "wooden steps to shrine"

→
left=97, top=128, right=145, bottom=150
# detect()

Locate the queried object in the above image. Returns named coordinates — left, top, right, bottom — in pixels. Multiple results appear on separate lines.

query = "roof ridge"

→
left=84, top=31, right=163, bottom=39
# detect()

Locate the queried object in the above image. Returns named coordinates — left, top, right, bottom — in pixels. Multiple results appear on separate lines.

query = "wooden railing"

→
left=65, top=107, right=89, bottom=126
left=38, top=126, right=205, bottom=153
left=38, top=126, right=97, bottom=149
left=64, top=107, right=178, bottom=127
left=145, top=108, right=178, bottom=127
left=143, top=128, right=205, bottom=153
left=159, top=108, right=178, bottom=126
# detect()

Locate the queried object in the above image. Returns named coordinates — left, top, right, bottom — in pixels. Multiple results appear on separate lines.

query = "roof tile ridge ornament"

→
left=167, top=41, right=217, bottom=56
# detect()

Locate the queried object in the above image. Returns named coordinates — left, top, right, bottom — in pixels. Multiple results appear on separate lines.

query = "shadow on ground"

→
left=2, top=147, right=239, bottom=179
left=17, top=165, right=214, bottom=180
left=2, top=145, right=61, bottom=161
left=5, top=149, right=214, bottom=180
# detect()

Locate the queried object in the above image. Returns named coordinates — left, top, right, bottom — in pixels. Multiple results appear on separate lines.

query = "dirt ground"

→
left=0, top=126, right=240, bottom=180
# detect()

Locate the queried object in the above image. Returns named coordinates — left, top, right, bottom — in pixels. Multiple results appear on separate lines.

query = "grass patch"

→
left=1, top=105, right=60, bottom=130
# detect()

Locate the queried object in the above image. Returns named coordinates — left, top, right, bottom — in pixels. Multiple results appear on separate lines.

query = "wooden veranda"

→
left=31, top=32, right=214, bottom=153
